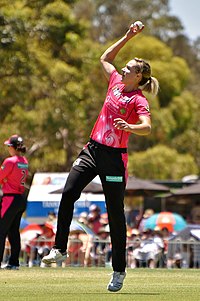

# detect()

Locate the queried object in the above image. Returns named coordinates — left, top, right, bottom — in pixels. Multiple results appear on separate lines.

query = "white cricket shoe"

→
left=2, top=264, right=19, bottom=270
left=107, top=271, right=126, bottom=292
left=40, top=261, right=51, bottom=268
left=42, top=248, right=67, bottom=264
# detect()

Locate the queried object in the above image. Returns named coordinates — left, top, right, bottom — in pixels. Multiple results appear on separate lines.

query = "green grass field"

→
left=0, top=267, right=200, bottom=301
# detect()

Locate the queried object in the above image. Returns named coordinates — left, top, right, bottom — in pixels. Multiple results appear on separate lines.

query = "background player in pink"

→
left=42, top=22, right=159, bottom=291
left=0, top=135, right=28, bottom=269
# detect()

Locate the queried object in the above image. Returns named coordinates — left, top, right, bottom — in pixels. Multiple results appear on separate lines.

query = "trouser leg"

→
left=55, top=149, right=97, bottom=252
left=101, top=177, right=126, bottom=272
left=98, top=150, right=127, bottom=272
left=0, top=195, right=26, bottom=266
left=7, top=211, right=23, bottom=266
left=0, top=196, right=15, bottom=264
left=0, top=232, right=7, bottom=265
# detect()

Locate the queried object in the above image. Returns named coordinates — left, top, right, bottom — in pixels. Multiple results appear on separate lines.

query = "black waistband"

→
left=89, top=138, right=127, bottom=153
left=3, top=193, right=22, bottom=196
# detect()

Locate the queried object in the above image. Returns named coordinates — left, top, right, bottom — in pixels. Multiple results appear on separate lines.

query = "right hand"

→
left=125, top=23, right=144, bottom=39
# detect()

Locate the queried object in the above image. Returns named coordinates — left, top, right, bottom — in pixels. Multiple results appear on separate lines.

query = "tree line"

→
left=0, top=0, right=199, bottom=181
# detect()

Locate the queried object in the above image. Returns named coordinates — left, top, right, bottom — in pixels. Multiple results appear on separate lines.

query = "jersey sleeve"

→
left=135, top=95, right=151, bottom=117
left=108, top=70, right=121, bottom=89
left=0, top=159, right=14, bottom=184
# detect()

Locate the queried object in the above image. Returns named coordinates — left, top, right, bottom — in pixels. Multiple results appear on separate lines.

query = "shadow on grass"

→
left=63, top=292, right=160, bottom=295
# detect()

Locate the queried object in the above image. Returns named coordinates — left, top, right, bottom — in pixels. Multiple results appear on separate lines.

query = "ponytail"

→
left=134, top=58, right=159, bottom=96
left=16, top=145, right=27, bottom=154
left=140, top=76, right=159, bottom=96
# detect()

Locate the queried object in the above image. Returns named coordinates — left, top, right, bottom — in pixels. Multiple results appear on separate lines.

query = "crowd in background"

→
left=2, top=206, right=200, bottom=269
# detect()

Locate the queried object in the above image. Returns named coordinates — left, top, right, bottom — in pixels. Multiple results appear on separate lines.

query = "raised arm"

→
left=100, top=23, right=144, bottom=81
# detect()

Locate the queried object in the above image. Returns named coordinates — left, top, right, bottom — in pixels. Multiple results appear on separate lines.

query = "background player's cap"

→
left=4, top=135, right=23, bottom=147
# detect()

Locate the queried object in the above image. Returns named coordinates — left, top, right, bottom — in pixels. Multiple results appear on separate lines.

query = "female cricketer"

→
left=0, top=135, right=28, bottom=269
left=42, top=21, right=159, bottom=291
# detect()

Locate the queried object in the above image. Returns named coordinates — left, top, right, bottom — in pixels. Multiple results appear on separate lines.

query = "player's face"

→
left=7, top=145, right=16, bottom=156
left=121, top=60, right=142, bottom=85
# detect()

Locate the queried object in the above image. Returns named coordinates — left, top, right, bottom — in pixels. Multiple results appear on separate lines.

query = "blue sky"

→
left=170, top=0, right=200, bottom=41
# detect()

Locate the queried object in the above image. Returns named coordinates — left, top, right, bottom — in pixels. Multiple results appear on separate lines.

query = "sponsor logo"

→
left=106, top=176, right=123, bottom=182
left=17, top=163, right=28, bottom=169
left=73, top=158, right=82, bottom=167
left=112, top=86, right=122, bottom=97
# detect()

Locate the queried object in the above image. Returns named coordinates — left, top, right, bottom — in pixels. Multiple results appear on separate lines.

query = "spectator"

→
left=131, top=229, right=164, bottom=268
left=67, top=212, right=93, bottom=267
left=99, top=213, right=109, bottom=226
left=138, top=209, right=154, bottom=232
left=94, top=225, right=111, bottom=267
left=45, top=211, right=57, bottom=234
left=78, top=212, right=88, bottom=225
left=125, top=206, right=138, bottom=228
left=28, top=224, right=55, bottom=268
left=67, top=232, right=84, bottom=267
left=160, top=227, right=170, bottom=267
left=87, top=205, right=102, bottom=235
left=126, top=228, right=141, bottom=268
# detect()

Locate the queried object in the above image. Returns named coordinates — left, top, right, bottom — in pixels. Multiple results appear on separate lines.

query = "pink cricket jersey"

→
left=0, top=155, right=28, bottom=194
left=90, top=70, right=151, bottom=148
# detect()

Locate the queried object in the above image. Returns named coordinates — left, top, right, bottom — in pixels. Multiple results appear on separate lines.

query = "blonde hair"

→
left=134, top=58, right=159, bottom=96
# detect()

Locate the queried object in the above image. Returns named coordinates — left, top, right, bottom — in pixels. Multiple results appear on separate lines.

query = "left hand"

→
left=113, top=118, right=130, bottom=132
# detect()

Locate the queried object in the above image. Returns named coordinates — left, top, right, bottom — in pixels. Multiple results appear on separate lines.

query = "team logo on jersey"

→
left=73, top=158, right=82, bottom=167
left=120, top=108, right=126, bottom=115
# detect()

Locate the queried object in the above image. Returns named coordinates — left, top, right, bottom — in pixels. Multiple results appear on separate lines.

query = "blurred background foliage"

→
left=0, top=0, right=199, bottom=181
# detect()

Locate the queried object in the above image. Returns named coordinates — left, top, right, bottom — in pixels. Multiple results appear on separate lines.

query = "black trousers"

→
left=0, top=194, right=27, bottom=266
left=55, top=140, right=128, bottom=272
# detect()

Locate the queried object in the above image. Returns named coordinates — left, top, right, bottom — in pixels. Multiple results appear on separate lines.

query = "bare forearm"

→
left=100, top=35, right=131, bottom=63
left=100, top=23, right=144, bottom=80
left=113, top=117, right=151, bottom=136
left=127, top=123, right=151, bottom=135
